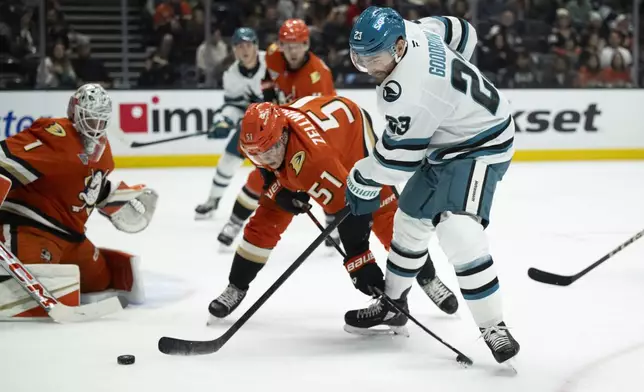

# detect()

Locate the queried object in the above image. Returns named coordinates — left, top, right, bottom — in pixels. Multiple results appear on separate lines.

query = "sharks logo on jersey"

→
left=382, top=81, right=402, bottom=102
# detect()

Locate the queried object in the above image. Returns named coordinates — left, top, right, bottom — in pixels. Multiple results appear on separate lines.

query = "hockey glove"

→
left=98, top=181, right=158, bottom=233
left=207, top=116, right=235, bottom=139
left=274, top=188, right=311, bottom=215
left=346, top=167, right=382, bottom=216
left=344, top=250, right=384, bottom=296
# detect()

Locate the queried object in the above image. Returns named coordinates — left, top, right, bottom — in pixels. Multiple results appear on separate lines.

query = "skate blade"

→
left=194, top=211, right=214, bottom=221
left=343, top=324, right=410, bottom=337
left=496, top=358, right=518, bottom=377
left=206, top=313, right=225, bottom=326
left=218, top=243, right=235, bottom=253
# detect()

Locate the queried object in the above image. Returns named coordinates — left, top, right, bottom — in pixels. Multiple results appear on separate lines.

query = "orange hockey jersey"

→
left=0, top=118, right=114, bottom=241
left=263, top=44, right=336, bottom=104
left=269, top=96, right=377, bottom=215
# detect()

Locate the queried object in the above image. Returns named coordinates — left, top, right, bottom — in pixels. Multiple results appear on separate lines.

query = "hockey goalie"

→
left=0, top=84, right=157, bottom=320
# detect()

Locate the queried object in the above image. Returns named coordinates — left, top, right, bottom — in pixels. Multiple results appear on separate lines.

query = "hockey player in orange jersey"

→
left=0, top=84, right=157, bottom=318
left=214, top=19, right=340, bottom=252
left=207, top=96, right=458, bottom=324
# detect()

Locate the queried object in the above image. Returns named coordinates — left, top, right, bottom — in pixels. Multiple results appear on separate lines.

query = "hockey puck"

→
left=117, top=355, right=135, bottom=365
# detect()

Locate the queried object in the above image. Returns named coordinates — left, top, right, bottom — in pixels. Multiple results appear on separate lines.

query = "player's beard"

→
left=372, top=71, right=389, bottom=84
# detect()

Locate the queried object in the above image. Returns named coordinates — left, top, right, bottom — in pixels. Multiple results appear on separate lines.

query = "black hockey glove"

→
left=274, top=188, right=311, bottom=215
left=344, top=250, right=384, bottom=296
left=259, top=168, right=277, bottom=191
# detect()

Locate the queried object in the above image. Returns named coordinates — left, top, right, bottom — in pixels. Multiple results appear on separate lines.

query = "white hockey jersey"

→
left=355, top=20, right=514, bottom=186
left=415, top=16, right=477, bottom=62
left=218, top=51, right=267, bottom=125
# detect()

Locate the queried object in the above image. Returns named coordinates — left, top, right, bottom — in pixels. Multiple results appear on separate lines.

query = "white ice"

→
left=2, top=162, right=644, bottom=392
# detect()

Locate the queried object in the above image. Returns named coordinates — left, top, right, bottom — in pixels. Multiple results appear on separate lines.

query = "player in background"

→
left=0, top=84, right=157, bottom=315
left=194, top=27, right=266, bottom=220
left=344, top=7, right=520, bottom=364
left=207, top=96, right=457, bottom=323
left=214, top=19, right=341, bottom=251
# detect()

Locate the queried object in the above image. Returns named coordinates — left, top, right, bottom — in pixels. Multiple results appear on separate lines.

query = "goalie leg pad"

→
left=0, top=264, right=80, bottom=320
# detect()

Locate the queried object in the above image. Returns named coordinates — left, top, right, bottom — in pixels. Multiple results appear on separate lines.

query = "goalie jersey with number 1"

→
left=0, top=84, right=157, bottom=320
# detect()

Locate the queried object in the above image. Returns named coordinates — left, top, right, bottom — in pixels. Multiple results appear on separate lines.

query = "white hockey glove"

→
left=98, top=181, right=158, bottom=233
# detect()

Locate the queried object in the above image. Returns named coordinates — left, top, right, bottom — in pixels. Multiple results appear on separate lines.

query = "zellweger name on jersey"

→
left=220, top=51, right=267, bottom=124
left=361, top=20, right=514, bottom=185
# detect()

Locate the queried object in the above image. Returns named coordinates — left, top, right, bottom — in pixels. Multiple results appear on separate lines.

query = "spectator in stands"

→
left=577, top=53, right=604, bottom=87
left=500, top=50, right=539, bottom=88
left=450, top=0, right=471, bottom=20
left=46, top=8, right=69, bottom=49
left=277, top=0, right=295, bottom=25
left=486, top=10, right=523, bottom=50
left=72, top=37, right=112, bottom=88
left=183, top=5, right=205, bottom=61
left=548, top=8, right=579, bottom=51
left=479, top=31, right=515, bottom=75
left=578, top=31, right=602, bottom=69
left=601, top=51, right=633, bottom=87
left=138, top=34, right=178, bottom=87
left=553, top=37, right=581, bottom=68
left=542, top=55, right=577, bottom=88
left=154, top=0, right=192, bottom=43
left=600, top=30, right=632, bottom=68
left=14, top=8, right=37, bottom=59
left=196, top=28, right=229, bottom=87
left=565, top=0, right=592, bottom=28
left=36, top=42, right=76, bottom=88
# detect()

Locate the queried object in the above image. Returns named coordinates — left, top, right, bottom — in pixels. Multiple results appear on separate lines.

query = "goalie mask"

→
left=67, top=83, right=113, bottom=162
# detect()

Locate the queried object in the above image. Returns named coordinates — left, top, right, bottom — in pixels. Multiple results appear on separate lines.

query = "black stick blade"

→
left=527, top=268, right=575, bottom=286
left=158, top=336, right=221, bottom=356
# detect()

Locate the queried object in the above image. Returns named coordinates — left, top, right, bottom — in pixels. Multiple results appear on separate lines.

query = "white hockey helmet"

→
left=67, top=83, right=112, bottom=161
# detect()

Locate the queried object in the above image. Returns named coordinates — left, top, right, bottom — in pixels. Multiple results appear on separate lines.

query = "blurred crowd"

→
left=0, top=0, right=642, bottom=89
left=0, top=0, right=112, bottom=89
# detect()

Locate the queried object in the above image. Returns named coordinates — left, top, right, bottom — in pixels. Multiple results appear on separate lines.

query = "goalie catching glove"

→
left=98, top=181, right=158, bottom=233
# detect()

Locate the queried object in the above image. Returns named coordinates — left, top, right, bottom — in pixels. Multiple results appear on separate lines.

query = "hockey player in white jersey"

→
left=195, top=27, right=266, bottom=219
left=344, top=7, right=519, bottom=364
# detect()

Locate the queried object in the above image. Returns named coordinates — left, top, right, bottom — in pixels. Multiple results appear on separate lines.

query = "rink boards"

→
left=0, top=89, right=642, bottom=167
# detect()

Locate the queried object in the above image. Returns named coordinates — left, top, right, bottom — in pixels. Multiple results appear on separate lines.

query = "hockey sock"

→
left=209, top=152, right=244, bottom=199
left=229, top=252, right=265, bottom=290
left=231, top=186, right=259, bottom=222
left=454, top=255, right=502, bottom=328
left=384, top=242, right=427, bottom=300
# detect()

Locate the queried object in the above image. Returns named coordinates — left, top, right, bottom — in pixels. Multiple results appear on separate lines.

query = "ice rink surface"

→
left=2, top=162, right=644, bottom=392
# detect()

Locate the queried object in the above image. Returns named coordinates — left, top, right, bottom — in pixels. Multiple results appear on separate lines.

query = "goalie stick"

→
left=305, top=211, right=474, bottom=367
left=0, top=174, right=122, bottom=322
left=528, top=228, right=644, bottom=286
left=157, top=207, right=351, bottom=356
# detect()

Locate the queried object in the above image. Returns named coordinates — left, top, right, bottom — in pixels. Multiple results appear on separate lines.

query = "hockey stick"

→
left=157, top=207, right=351, bottom=356
left=305, top=211, right=474, bottom=366
left=0, top=174, right=122, bottom=322
left=0, top=244, right=123, bottom=322
left=528, top=228, right=644, bottom=286
left=130, top=132, right=207, bottom=148
left=129, top=108, right=226, bottom=148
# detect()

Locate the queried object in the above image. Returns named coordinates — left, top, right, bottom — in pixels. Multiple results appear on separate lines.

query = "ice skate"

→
left=207, top=284, right=247, bottom=324
left=344, top=296, right=409, bottom=336
left=416, top=275, right=459, bottom=314
left=194, top=197, right=220, bottom=220
left=480, top=322, right=520, bottom=371
left=217, top=219, right=243, bottom=247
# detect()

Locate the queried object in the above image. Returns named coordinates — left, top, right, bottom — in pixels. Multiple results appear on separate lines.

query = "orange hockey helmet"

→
left=279, top=19, right=309, bottom=43
left=240, top=102, right=289, bottom=168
